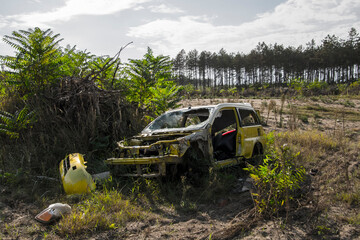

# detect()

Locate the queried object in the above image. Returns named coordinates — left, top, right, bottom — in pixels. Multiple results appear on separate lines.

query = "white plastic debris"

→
left=35, top=203, right=71, bottom=224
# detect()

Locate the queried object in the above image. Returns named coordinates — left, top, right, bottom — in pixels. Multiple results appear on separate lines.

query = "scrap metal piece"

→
left=59, top=153, right=96, bottom=195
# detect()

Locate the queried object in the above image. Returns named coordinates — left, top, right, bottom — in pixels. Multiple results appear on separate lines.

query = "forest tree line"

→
left=172, top=27, right=360, bottom=89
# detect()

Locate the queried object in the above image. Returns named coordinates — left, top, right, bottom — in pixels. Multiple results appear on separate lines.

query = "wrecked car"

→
left=105, top=103, right=265, bottom=177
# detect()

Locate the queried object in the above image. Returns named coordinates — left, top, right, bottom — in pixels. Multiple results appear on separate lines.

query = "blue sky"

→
left=0, top=0, right=359, bottom=61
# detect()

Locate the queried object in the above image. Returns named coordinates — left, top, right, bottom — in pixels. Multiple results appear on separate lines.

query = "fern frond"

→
left=0, top=110, right=14, bottom=122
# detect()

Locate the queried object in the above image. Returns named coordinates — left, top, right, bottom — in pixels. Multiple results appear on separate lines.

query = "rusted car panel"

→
left=105, top=103, right=265, bottom=177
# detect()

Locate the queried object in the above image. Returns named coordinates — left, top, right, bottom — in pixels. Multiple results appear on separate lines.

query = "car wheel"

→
left=251, top=143, right=264, bottom=165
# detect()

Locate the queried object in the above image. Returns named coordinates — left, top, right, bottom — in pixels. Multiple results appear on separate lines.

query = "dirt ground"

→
left=1, top=96, right=360, bottom=239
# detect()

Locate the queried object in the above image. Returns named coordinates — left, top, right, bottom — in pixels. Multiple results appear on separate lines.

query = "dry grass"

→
left=268, top=129, right=359, bottom=205
left=270, top=130, right=340, bottom=164
left=298, top=104, right=360, bottom=122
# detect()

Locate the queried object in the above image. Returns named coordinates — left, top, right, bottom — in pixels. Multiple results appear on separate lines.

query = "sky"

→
left=0, top=0, right=359, bottom=61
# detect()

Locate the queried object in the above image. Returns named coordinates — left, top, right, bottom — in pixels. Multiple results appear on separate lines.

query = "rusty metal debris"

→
left=105, top=103, right=265, bottom=177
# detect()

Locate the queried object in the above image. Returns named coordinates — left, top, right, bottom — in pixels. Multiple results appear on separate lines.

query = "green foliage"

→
left=0, top=169, right=29, bottom=187
left=124, top=47, right=171, bottom=106
left=307, top=79, right=328, bottom=92
left=288, top=78, right=330, bottom=96
left=183, top=83, right=196, bottom=93
left=341, top=99, right=356, bottom=108
left=219, top=87, right=237, bottom=97
left=316, top=225, right=333, bottom=236
left=1, top=28, right=63, bottom=96
left=348, top=213, right=360, bottom=225
left=123, top=47, right=182, bottom=117
left=288, top=78, right=304, bottom=94
left=89, top=55, right=123, bottom=90
left=298, top=114, right=309, bottom=124
left=245, top=144, right=306, bottom=218
left=0, top=171, right=16, bottom=185
left=60, top=45, right=126, bottom=90
left=337, top=79, right=360, bottom=95
left=338, top=191, right=360, bottom=207
left=149, top=81, right=183, bottom=116
left=60, top=46, right=95, bottom=78
left=0, top=106, right=36, bottom=138
left=349, top=79, right=360, bottom=88
left=264, top=131, right=276, bottom=154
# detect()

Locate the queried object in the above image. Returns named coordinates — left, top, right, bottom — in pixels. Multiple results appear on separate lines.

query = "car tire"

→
left=251, top=142, right=264, bottom=165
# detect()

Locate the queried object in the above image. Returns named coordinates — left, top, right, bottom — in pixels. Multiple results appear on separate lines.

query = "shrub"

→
left=245, top=144, right=306, bottom=219
left=298, top=114, right=309, bottom=124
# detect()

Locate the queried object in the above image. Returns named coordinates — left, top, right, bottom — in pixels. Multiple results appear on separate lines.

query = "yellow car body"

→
left=59, top=153, right=96, bottom=195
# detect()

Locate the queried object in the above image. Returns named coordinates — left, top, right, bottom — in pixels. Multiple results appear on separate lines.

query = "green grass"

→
left=57, top=189, right=144, bottom=237
left=304, top=104, right=331, bottom=112
left=348, top=213, right=360, bottom=225
left=298, top=114, right=309, bottom=123
left=340, top=100, right=356, bottom=108
left=338, top=192, right=360, bottom=207
left=55, top=170, right=242, bottom=237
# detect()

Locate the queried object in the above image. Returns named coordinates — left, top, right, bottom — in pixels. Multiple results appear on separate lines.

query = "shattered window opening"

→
left=238, top=109, right=260, bottom=126
left=211, top=109, right=237, bottom=134
left=146, top=108, right=212, bottom=131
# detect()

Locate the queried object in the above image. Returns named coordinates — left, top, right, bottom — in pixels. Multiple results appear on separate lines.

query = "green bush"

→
left=245, top=144, right=306, bottom=218
left=123, top=47, right=183, bottom=119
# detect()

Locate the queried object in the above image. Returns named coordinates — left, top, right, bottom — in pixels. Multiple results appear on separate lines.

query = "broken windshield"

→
left=143, top=108, right=213, bottom=132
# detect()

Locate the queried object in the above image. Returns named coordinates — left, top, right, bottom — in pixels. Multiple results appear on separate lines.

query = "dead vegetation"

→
left=1, top=95, right=360, bottom=240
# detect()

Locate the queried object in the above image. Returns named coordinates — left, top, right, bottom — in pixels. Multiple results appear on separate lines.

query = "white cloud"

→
left=0, top=17, right=9, bottom=29
left=128, top=0, right=360, bottom=56
left=5, top=0, right=151, bottom=28
left=148, top=4, right=184, bottom=14
left=134, top=6, right=145, bottom=11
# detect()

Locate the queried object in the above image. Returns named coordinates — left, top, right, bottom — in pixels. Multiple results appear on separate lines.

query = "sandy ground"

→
left=1, top=96, right=360, bottom=239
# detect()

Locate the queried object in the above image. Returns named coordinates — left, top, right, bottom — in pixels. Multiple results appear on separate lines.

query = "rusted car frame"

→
left=105, top=103, right=265, bottom=177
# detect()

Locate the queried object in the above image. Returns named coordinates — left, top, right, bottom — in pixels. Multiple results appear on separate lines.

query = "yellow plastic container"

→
left=59, top=153, right=96, bottom=195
